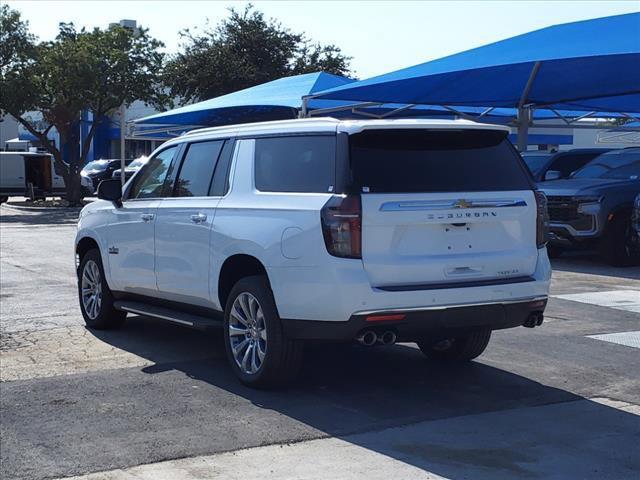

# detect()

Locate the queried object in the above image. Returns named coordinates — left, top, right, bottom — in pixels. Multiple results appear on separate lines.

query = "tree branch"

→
left=10, top=112, right=60, bottom=157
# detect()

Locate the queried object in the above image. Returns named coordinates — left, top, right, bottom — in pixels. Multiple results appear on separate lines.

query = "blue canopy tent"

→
left=308, top=13, right=640, bottom=150
left=130, top=70, right=625, bottom=141
left=131, top=72, right=356, bottom=136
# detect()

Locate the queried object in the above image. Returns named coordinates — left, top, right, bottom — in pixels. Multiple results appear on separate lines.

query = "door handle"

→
left=140, top=213, right=155, bottom=222
left=190, top=213, right=207, bottom=224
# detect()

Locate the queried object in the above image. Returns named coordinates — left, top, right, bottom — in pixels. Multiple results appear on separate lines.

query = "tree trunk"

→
left=63, top=172, right=83, bottom=206
left=59, top=124, right=84, bottom=206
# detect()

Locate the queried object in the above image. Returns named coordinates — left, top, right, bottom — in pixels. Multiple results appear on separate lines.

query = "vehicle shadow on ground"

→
left=0, top=207, right=81, bottom=226
left=551, top=251, right=640, bottom=281
left=89, top=317, right=640, bottom=479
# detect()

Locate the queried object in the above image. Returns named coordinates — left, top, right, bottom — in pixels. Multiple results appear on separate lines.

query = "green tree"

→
left=0, top=6, right=167, bottom=205
left=164, top=4, right=353, bottom=103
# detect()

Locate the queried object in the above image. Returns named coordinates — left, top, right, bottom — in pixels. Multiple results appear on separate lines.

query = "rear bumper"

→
left=282, top=296, right=547, bottom=341
left=268, top=249, right=551, bottom=323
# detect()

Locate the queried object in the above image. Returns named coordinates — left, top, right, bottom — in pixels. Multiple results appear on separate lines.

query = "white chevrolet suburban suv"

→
left=75, top=118, right=551, bottom=387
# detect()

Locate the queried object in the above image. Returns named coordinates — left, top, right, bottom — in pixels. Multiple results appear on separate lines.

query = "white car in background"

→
left=75, top=118, right=551, bottom=387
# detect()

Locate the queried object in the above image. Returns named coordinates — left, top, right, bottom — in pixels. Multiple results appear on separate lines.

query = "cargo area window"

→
left=254, top=135, right=336, bottom=193
left=349, top=129, right=531, bottom=193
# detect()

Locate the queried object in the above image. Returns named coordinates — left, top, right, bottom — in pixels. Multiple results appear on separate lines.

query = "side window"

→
left=174, top=140, right=223, bottom=197
left=129, top=146, right=178, bottom=199
left=254, top=136, right=336, bottom=193
left=209, top=139, right=236, bottom=196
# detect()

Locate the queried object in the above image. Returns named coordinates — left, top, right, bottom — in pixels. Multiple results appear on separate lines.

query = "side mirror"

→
left=544, top=170, right=562, bottom=181
left=97, top=179, right=123, bottom=207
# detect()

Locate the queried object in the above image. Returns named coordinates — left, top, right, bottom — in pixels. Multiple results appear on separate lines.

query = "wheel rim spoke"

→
left=229, top=324, right=248, bottom=337
left=241, top=343, right=253, bottom=372
left=231, top=304, right=249, bottom=326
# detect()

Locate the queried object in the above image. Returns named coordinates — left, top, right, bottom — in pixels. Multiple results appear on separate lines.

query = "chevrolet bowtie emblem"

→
left=453, top=199, right=472, bottom=209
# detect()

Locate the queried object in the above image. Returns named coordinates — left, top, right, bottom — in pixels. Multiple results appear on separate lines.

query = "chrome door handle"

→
left=140, top=213, right=155, bottom=222
left=190, top=213, right=207, bottom=224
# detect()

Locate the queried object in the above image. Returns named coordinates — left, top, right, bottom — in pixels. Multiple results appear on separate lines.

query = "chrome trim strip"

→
left=354, top=295, right=548, bottom=316
left=549, top=217, right=599, bottom=237
left=119, top=306, right=194, bottom=326
left=379, top=199, right=527, bottom=211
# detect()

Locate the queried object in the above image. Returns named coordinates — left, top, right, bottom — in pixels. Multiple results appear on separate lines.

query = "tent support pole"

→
left=516, top=61, right=541, bottom=152
left=299, top=96, right=310, bottom=118
left=517, top=107, right=530, bottom=152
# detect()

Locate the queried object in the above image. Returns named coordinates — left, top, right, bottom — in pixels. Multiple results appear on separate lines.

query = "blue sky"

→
left=6, top=1, right=639, bottom=79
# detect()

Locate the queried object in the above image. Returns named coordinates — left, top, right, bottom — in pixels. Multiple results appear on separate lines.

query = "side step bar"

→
left=114, top=301, right=222, bottom=330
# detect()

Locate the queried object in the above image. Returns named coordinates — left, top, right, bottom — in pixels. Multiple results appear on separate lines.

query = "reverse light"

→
left=534, top=191, right=549, bottom=249
left=321, top=195, right=362, bottom=259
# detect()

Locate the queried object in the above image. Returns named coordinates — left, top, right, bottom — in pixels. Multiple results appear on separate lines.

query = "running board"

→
left=114, top=301, right=222, bottom=330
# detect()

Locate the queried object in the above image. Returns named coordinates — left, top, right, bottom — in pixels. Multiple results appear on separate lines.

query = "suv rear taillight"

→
left=535, top=191, right=550, bottom=248
left=321, top=195, right=362, bottom=259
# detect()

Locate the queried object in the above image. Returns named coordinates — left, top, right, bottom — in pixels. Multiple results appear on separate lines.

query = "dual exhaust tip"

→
left=523, top=312, right=544, bottom=328
left=356, top=330, right=397, bottom=346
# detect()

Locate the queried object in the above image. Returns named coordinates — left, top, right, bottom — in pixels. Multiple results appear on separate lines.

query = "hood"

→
left=539, top=177, right=637, bottom=196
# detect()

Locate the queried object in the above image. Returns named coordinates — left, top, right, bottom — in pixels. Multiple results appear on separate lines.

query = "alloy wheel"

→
left=228, top=292, right=267, bottom=374
left=81, top=260, right=102, bottom=320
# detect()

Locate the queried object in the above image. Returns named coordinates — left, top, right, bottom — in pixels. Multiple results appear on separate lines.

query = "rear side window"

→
left=349, top=129, right=531, bottom=193
left=174, top=140, right=224, bottom=197
left=254, top=136, right=336, bottom=193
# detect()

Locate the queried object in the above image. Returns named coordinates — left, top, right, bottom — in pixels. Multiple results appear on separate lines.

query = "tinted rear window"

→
left=349, top=129, right=531, bottom=193
left=255, top=136, right=335, bottom=193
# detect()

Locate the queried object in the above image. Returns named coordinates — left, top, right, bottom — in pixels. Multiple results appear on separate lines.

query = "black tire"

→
left=223, top=275, right=303, bottom=388
left=546, top=245, right=563, bottom=259
left=78, top=249, right=126, bottom=329
left=417, top=330, right=491, bottom=362
left=600, top=213, right=640, bottom=267
left=0, top=196, right=8, bottom=204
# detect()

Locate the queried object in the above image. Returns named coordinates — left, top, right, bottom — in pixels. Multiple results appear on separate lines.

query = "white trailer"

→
left=0, top=152, right=90, bottom=203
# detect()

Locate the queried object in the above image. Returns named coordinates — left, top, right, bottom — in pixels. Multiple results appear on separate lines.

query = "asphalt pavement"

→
left=1, top=203, right=639, bottom=480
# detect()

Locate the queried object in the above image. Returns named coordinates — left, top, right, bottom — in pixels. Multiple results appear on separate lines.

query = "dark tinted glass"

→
left=174, top=141, right=223, bottom=197
left=129, top=146, right=178, bottom=199
left=572, top=150, right=640, bottom=179
left=349, top=129, right=531, bottom=193
left=548, top=152, right=602, bottom=178
left=521, top=152, right=552, bottom=175
left=255, top=136, right=336, bottom=193
left=210, top=140, right=235, bottom=196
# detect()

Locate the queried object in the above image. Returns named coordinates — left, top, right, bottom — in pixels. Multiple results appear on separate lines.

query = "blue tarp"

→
left=134, top=72, right=355, bottom=126
left=312, top=13, right=640, bottom=113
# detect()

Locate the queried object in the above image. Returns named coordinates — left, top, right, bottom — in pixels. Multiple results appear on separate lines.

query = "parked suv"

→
left=75, top=118, right=551, bottom=387
left=539, top=148, right=640, bottom=266
left=522, top=148, right=611, bottom=182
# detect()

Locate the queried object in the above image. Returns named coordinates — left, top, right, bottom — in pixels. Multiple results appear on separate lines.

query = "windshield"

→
left=571, top=150, right=640, bottom=180
left=82, top=160, right=109, bottom=171
left=521, top=152, right=553, bottom=175
left=128, top=156, right=149, bottom=169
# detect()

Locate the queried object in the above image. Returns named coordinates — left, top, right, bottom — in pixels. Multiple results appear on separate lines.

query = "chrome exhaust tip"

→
left=523, top=312, right=544, bottom=328
left=378, top=331, right=397, bottom=346
left=356, top=330, right=377, bottom=346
